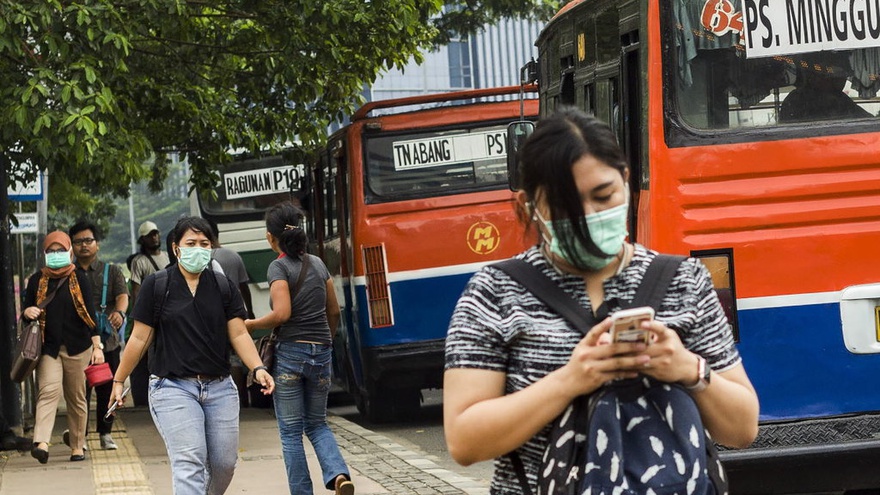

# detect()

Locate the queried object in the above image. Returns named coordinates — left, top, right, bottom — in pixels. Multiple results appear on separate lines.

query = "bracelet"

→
left=115, top=310, right=126, bottom=318
left=252, top=365, right=269, bottom=374
left=113, top=380, right=125, bottom=384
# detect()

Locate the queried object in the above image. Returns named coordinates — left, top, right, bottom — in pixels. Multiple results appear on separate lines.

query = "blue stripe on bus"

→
left=348, top=273, right=880, bottom=421
left=352, top=273, right=473, bottom=347
left=738, top=301, right=880, bottom=421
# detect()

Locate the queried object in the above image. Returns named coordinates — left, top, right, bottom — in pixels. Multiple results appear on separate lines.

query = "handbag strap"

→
left=292, top=254, right=311, bottom=299
left=37, top=276, right=68, bottom=310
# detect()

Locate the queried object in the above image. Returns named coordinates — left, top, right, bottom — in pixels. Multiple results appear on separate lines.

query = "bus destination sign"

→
left=223, top=164, right=306, bottom=200
left=392, top=130, right=506, bottom=170
left=742, top=0, right=880, bottom=58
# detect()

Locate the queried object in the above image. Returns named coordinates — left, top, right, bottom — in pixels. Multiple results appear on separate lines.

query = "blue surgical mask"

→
left=45, top=250, right=72, bottom=269
left=177, top=247, right=212, bottom=274
left=536, top=202, right=629, bottom=271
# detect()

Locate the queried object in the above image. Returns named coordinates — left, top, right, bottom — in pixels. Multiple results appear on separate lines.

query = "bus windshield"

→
left=363, top=123, right=510, bottom=203
left=667, top=0, right=880, bottom=130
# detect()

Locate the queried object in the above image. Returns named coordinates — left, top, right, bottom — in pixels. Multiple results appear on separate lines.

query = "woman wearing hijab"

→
left=21, top=231, right=100, bottom=464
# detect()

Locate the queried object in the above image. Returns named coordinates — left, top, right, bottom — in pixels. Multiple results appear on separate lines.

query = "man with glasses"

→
left=68, top=220, right=129, bottom=450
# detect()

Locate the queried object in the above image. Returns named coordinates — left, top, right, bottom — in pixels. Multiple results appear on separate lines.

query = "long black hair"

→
left=265, top=201, right=307, bottom=259
left=518, top=106, right=629, bottom=265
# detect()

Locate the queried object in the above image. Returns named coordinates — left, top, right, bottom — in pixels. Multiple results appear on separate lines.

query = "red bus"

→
left=512, top=0, right=880, bottom=493
left=307, top=86, right=538, bottom=421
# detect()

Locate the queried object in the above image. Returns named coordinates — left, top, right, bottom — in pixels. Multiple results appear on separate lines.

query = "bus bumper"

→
left=362, top=339, right=446, bottom=391
left=721, top=414, right=880, bottom=493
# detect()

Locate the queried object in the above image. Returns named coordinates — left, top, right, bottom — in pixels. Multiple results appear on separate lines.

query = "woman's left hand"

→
left=254, top=369, right=275, bottom=395
left=637, top=321, right=697, bottom=384
left=91, top=348, right=105, bottom=365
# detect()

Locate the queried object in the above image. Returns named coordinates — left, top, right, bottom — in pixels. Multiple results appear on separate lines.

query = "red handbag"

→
left=85, top=362, right=113, bottom=387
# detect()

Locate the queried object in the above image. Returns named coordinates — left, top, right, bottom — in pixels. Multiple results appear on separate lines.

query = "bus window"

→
left=363, top=124, right=510, bottom=203
left=667, top=1, right=880, bottom=132
left=199, top=153, right=308, bottom=221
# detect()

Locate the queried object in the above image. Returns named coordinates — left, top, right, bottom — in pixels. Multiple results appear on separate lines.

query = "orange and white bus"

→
left=307, top=86, right=538, bottom=421
left=515, top=0, right=880, bottom=492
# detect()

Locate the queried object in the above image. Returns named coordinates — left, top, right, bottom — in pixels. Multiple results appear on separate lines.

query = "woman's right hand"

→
left=23, top=306, right=41, bottom=320
left=561, top=317, right=651, bottom=397
left=107, top=381, right=127, bottom=416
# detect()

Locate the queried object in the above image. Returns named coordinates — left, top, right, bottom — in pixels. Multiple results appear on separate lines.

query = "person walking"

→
left=110, top=216, right=274, bottom=495
left=244, top=201, right=354, bottom=495
left=443, top=107, right=760, bottom=494
left=21, top=231, right=100, bottom=464
left=128, top=220, right=170, bottom=406
left=69, top=220, right=129, bottom=450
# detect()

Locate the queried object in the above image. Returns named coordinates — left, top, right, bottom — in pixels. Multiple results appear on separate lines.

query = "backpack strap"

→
left=151, top=267, right=173, bottom=328
left=491, top=259, right=596, bottom=333
left=629, top=254, right=686, bottom=311
left=100, top=263, right=110, bottom=311
left=491, top=253, right=686, bottom=495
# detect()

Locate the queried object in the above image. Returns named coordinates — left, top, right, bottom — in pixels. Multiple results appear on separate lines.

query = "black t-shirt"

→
left=131, top=266, right=247, bottom=378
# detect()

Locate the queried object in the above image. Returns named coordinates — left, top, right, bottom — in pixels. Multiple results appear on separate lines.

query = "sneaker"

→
left=62, top=430, right=88, bottom=451
left=99, top=433, right=117, bottom=450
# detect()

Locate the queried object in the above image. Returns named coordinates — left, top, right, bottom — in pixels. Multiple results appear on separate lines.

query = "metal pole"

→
left=0, top=159, right=23, bottom=428
left=129, top=184, right=136, bottom=253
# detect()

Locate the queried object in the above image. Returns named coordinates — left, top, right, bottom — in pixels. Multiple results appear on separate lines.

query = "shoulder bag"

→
left=11, top=277, right=66, bottom=383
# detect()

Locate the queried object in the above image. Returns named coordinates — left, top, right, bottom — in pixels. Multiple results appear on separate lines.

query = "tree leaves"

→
left=0, top=0, right=560, bottom=219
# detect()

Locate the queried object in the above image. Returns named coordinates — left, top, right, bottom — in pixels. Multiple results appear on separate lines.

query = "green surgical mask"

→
left=45, top=250, right=72, bottom=269
left=178, top=247, right=212, bottom=274
left=536, top=202, right=629, bottom=271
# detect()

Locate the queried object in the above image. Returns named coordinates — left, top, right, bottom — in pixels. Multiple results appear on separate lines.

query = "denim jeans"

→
left=274, top=341, right=350, bottom=495
left=149, top=375, right=239, bottom=495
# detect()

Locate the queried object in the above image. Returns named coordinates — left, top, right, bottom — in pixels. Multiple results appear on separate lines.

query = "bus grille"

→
left=362, top=244, right=394, bottom=328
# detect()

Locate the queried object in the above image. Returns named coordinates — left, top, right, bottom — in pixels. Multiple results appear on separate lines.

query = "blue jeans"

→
left=274, top=341, right=350, bottom=495
left=149, top=375, right=239, bottom=495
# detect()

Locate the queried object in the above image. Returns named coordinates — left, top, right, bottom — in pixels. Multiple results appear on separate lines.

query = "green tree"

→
left=1, top=0, right=560, bottom=207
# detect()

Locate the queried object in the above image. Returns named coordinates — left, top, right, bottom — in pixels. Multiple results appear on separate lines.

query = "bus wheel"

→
left=357, top=388, right=422, bottom=423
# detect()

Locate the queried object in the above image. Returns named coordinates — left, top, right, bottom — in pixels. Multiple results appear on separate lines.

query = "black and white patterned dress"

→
left=444, top=244, right=740, bottom=495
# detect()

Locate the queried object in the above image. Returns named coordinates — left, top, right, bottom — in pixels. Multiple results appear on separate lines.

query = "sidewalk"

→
left=0, top=406, right=488, bottom=494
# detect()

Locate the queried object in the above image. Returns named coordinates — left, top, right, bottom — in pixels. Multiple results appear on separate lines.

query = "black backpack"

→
left=492, top=255, right=728, bottom=495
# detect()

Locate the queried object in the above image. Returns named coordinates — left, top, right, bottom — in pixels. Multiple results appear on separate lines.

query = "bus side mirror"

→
left=506, top=121, right=534, bottom=191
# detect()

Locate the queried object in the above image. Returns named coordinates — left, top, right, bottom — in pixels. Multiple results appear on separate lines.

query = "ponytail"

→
left=265, top=201, right=308, bottom=259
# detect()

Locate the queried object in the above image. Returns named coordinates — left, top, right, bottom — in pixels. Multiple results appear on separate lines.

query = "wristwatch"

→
left=684, top=355, right=710, bottom=392
left=94, top=342, right=104, bottom=351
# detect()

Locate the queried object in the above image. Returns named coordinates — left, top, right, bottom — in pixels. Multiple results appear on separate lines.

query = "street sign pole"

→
left=0, top=163, right=23, bottom=429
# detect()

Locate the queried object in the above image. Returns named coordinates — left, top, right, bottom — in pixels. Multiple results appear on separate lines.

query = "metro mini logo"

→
left=467, top=221, right=500, bottom=255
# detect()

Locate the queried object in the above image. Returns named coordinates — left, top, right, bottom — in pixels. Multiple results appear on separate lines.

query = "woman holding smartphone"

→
left=443, top=107, right=760, bottom=495
left=110, top=216, right=274, bottom=495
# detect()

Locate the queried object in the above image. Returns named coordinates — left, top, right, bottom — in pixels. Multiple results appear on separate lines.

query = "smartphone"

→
left=610, top=306, right=655, bottom=344
left=104, top=386, right=130, bottom=420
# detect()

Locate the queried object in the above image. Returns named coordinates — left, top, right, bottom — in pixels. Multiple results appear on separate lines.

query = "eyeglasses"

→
left=45, top=249, right=68, bottom=254
left=72, top=238, right=96, bottom=246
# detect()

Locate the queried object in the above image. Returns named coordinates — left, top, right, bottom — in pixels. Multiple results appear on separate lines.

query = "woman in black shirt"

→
left=111, top=217, right=274, bottom=494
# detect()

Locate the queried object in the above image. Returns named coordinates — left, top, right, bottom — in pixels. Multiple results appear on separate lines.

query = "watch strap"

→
left=685, top=355, right=710, bottom=392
